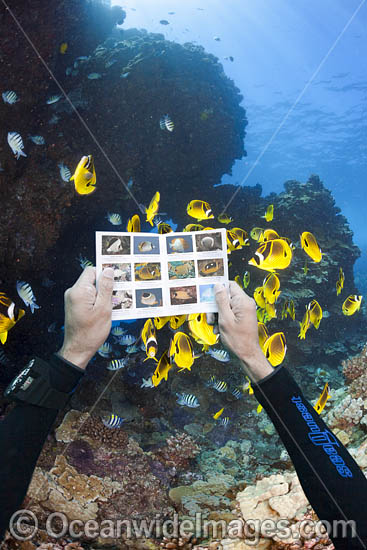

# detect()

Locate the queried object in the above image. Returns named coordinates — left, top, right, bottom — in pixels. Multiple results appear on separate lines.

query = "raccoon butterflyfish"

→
left=250, top=227, right=265, bottom=241
left=199, top=260, right=222, bottom=275
left=303, top=261, right=309, bottom=275
left=169, top=332, right=196, bottom=371
left=243, top=271, right=250, bottom=288
left=336, top=267, right=345, bottom=296
left=259, top=228, right=279, bottom=242
left=226, top=230, right=242, bottom=253
left=262, top=204, right=274, bottom=222
left=256, top=308, right=270, bottom=323
left=314, top=382, right=331, bottom=414
left=70, top=155, right=97, bottom=195
left=258, top=322, right=269, bottom=352
left=154, top=316, right=170, bottom=330
left=254, top=287, right=266, bottom=309
left=217, top=213, right=233, bottom=224
left=298, top=309, right=311, bottom=339
left=188, top=312, right=219, bottom=348
left=342, top=295, right=362, bottom=316
left=187, top=200, right=214, bottom=221
left=262, top=273, right=281, bottom=305
left=169, top=315, right=187, bottom=330
left=141, top=318, right=158, bottom=361
left=158, top=222, right=173, bottom=234
left=307, top=299, right=323, bottom=329
left=0, top=293, right=25, bottom=344
left=146, top=191, right=160, bottom=226
left=263, top=332, right=286, bottom=366
left=300, top=231, right=322, bottom=263
left=235, top=275, right=243, bottom=289
left=135, top=264, right=161, bottom=280
left=243, top=376, right=254, bottom=395
left=152, top=350, right=172, bottom=387
left=59, top=42, right=68, bottom=54
left=248, top=239, right=293, bottom=272
left=231, top=227, right=250, bottom=246
left=213, top=407, right=224, bottom=420
left=265, top=302, right=277, bottom=320
left=171, top=289, right=193, bottom=300
left=183, top=223, right=205, bottom=232
left=127, top=214, right=141, bottom=232
left=257, top=404, right=263, bottom=414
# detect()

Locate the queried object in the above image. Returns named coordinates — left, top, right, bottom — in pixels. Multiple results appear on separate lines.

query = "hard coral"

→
left=153, top=432, right=200, bottom=471
left=342, top=344, right=367, bottom=382
left=79, top=412, right=129, bottom=448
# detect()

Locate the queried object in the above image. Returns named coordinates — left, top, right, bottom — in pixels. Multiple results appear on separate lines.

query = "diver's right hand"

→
left=214, top=281, right=273, bottom=381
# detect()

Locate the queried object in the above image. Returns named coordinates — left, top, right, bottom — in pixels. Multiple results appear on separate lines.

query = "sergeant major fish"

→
left=16, top=281, right=39, bottom=314
left=176, top=393, right=200, bottom=408
left=7, top=132, right=26, bottom=159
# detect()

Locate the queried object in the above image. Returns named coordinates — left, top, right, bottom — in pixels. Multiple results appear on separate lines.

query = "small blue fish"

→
left=206, top=348, right=230, bottom=362
left=107, top=358, right=127, bottom=371
left=141, top=377, right=154, bottom=388
left=98, top=342, right=113, bottom=358
left=29, top=135, right=45, bottom=145
left=16, top=281, right=39, bottom=314
left=105, top=59, right=117, bottom=68
left=58, top=163, right=71, bottom=182
left=102, top=414, right=125, bottom=428
left=207, top=376, right=227, bottom=393
left=77, top=254, right=93, bottom=270
left=107, top=213, right=122, bottom=226
left=7, top=132, right=26, bottom=160
left=2, top=91, right=18, bottom=104
left=66, top=67, right=72, bottom=76
left=46, top=94, right=62, bottom=105
left=88, top=73, right=102, bottom=80
left=48, top=114, right=60, bottom=125
left=127, top=178, right=133, bottom=189
left=126, top=343, right=140, bottom=354
left=119, top=334, right=136, bottom=346
left=120, top=72, right=130, bottom=79
left=48, top=321, right=58, bottom=333
left=176, top=393, right=200, bottom=408
left=232, top=388, right=243, bottom=400
left=111, top=326, right=127, bottom=337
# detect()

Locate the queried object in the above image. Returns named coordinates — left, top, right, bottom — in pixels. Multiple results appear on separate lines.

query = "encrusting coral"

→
left=153, top=432, right=201, bottom=471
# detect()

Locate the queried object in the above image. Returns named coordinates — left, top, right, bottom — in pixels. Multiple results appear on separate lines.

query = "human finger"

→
left=95, top=268, right=114, bottom=310
left=214, top=283, right=233, bottom=322
left=75, top=266, right=96, bottom=288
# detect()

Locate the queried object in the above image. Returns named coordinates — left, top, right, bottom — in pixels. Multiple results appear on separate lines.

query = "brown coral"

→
left=153, top=432, right=200, bottom=471
left=342, top=345, right=367, bottom=382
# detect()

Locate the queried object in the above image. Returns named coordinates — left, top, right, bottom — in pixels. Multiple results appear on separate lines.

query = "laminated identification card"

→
left=95, top=228, right=229, bottom=320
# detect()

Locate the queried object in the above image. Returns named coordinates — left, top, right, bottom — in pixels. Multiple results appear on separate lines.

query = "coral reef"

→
left=152, top=432, right=201, bottom=471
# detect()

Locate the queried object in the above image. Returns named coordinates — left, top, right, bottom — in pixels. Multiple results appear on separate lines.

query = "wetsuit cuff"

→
left=47, top=353, right=85, bottom=393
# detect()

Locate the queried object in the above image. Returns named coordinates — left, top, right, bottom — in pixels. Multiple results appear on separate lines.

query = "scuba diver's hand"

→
left=214, top=281, right=273, bottom=382
left=58, top=266, right=114, bottom=369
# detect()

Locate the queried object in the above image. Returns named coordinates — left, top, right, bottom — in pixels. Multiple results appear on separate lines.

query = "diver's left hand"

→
left=58, top=266, right=114, bottom=369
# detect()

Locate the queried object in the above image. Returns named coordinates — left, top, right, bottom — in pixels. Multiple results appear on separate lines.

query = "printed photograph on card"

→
left=198, top=258, right=224, bottom=277
left=199, top=284, right=216, bottom=303
left=102, top=262, right=131, bottom=282
left=112, top=290, right=133, bottom=310
left=133, top=235, right=160, bottom=255
left=102, top=235, right=130, bottom=255
left=136, top=288, right=163, bottom=308
left=168, top=260, right=195, bottom=280
left=195, top=232, right=223, bottom=252
left=134, top=262, right=161, bottom=281
left=166, top=235, right=193, bottom=254
left=170, top=285, right=197, bottom=305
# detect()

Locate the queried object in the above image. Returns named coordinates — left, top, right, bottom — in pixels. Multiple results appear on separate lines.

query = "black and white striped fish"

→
left=102, top=414, right=125, bottom=428
left=176, top=392, right=200, bottom=408
left=218, top=416, right=230, bottom=427
left=231, top=388, right=243, bottom=399
left=58, top=163, right=71, bottom=182
left=206, top=348, right=230, bottom=362
left=16, top=281, right=39, bottom=313
left=2, top=91, right=18, bottom=104
left=107, top=358, right=127, bottom=371
left=7, top=132, right=26, bottom=160
left=206, top=376, right=227, bottom=393
left=98, top=342, right=113, bottom=358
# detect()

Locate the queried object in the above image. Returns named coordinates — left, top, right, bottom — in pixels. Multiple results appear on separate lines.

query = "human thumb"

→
left=95, top=268, right=114, bottom=308
left=214, top=283, right=232, bottom=319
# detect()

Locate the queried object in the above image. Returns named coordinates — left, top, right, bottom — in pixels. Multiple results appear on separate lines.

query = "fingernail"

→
left=103, top=268, right=114, bottom=279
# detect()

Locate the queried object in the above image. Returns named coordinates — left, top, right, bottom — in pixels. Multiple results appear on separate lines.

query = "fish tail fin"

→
left=30, top=303, right=40, bottom=314
left=19, top=150, right=27, bottom=158
left=0, top=331, right=8, bottom=344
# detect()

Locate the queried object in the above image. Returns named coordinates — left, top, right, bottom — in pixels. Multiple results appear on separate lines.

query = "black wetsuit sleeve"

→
left=253, top=366, right=367, bottom=550
left=0, top=354, right=84, bottom=541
